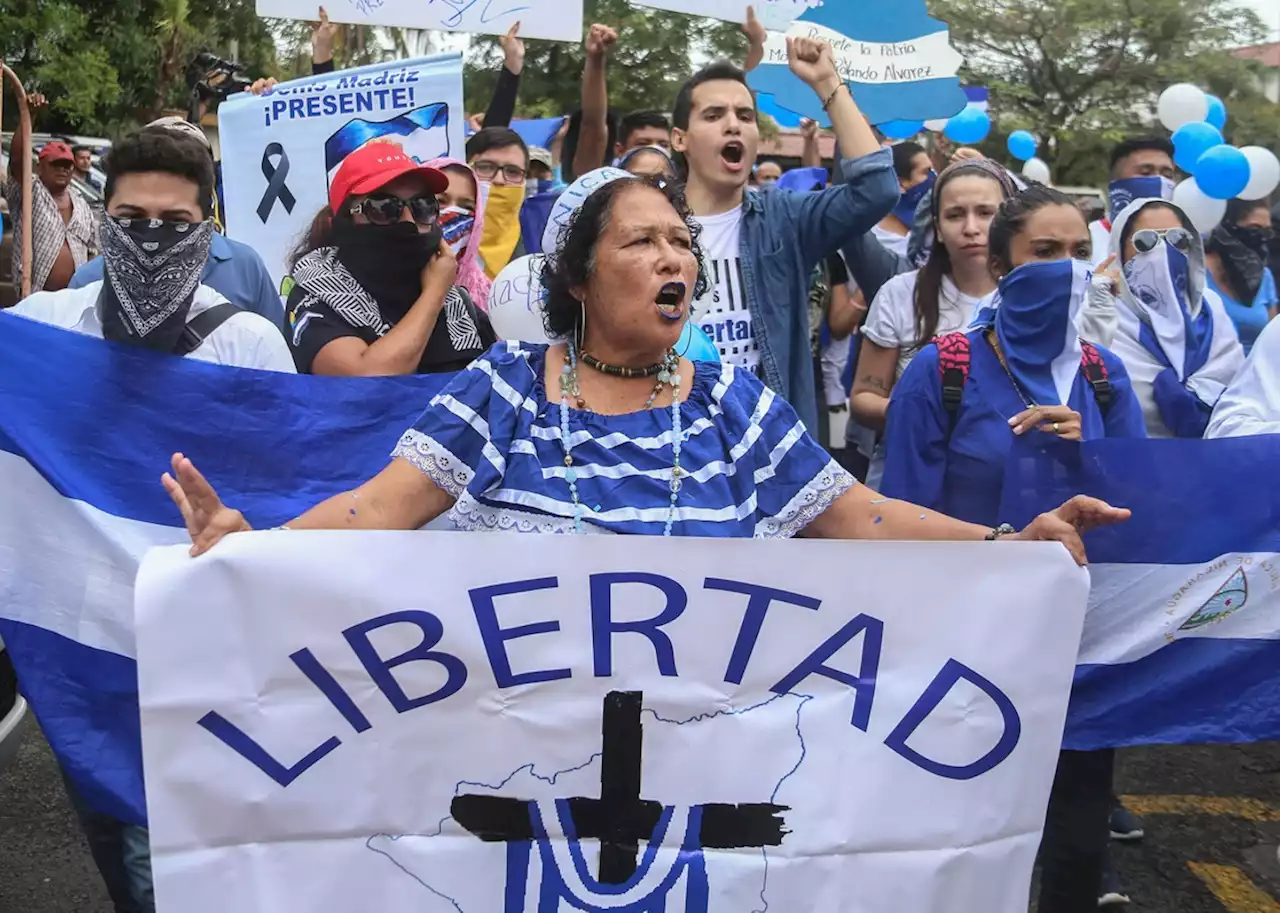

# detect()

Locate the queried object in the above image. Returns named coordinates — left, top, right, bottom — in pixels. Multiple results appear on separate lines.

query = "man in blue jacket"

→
left=69, top=121, right=285, bottom=331
left=670, top=35, right=897, bottom=433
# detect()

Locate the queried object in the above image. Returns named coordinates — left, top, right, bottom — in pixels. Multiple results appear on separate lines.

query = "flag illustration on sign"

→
left=324, top=103, right=451, bottom=187
left=367, top=691, right=804, bottom=912
left=1179, top=566, right=1249, bottom=632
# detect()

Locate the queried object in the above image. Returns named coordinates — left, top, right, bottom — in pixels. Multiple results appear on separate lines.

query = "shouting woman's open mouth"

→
left=655, top=281, right=687, bottom=320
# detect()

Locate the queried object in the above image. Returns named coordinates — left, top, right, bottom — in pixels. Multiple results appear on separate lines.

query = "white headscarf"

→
left=1108, top=198, right=1245, bottom=437
left=1207, top=315, right=1280, bottom=438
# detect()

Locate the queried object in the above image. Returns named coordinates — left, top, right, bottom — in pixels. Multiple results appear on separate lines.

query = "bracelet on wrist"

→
left=820, top=82, right=848, bottom=112
left=986, top=523, right=1016, bottom=541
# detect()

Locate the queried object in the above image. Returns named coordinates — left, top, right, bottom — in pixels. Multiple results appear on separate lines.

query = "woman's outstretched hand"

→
left=1009, top=495, right=1131, bottom=566
left=161, top=453, right=252, bottom=556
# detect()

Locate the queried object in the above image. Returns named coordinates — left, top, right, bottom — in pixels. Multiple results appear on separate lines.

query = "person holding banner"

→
left=284, top=143, right=496, bottom=376
left=164, top=174, right=1127, bottom=561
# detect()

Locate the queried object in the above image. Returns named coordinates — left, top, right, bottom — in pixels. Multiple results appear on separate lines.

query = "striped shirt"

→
left=393, top=342, right=855, bottom=537
left=4, top=176, right=97, bottom=297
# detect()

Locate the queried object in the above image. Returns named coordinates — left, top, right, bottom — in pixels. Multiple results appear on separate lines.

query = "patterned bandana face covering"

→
left=439, top=205, right=475, bottom=257
left=99, top=216, right=215, bottom=352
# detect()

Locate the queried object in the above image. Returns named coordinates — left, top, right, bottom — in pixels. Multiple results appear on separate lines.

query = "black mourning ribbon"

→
left=257, top=142, right=297, bottom=223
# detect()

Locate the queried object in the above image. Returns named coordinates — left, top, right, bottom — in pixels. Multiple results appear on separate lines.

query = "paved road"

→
left=1, top=726, right=1277, bottom=912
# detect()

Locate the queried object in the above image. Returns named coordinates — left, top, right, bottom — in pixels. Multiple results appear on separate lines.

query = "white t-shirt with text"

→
left=690, top=207, right=757, bottom=372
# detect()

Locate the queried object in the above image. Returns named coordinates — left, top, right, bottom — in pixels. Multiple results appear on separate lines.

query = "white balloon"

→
left=1021, top=157, right=1051, bottom=184
left=486, top=254, right=553, bottom=344
left=1172, top=177, right=1227, bottom=234
left=1157, top=83, right=1209, bottom=132
left=1239, top=146, right=1280, bottom=201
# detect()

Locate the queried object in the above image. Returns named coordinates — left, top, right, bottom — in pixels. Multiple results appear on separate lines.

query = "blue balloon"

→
left=1205, top=94, right=1227, bottom=130
left=1172, top=121, right=1224, bottom=173
left=943, top=108, right=991, bottom=145
left=1195, top=145, right=1252, bottom=200
left=678, top=322, right=721, bottom=364
left=1006, top=130, right=1037, bottom=161
left=880, top=119, right=925, bottom=139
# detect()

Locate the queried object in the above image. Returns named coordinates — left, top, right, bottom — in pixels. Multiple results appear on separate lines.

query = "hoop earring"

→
left=577, top=300, right=587, bottom=351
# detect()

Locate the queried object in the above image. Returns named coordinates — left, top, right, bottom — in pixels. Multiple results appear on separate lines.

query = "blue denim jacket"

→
left=740, top=146, right=898, bottom=432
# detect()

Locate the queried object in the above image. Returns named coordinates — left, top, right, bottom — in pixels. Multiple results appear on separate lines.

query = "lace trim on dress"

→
left=756, top=462, right=857, bottom=539
left=449, top=493, right=613, bottom=535
left=392, top=429, right=473, bottom=499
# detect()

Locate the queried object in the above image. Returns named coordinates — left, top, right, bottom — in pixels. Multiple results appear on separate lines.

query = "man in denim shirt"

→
left=671, top=35, right=898, bottom=433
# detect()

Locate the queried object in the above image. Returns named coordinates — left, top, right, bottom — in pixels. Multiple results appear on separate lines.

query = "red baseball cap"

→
left=38, top=141, right=75, bottom=165
left=328, top=141, right=448, bottom=213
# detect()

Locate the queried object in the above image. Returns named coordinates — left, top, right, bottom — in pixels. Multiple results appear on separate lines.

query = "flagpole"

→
left=0, top=62, right=33, bottom=301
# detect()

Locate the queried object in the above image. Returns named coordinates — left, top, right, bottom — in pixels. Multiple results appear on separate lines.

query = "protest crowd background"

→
left=1, top=0, right=1280, bottom=911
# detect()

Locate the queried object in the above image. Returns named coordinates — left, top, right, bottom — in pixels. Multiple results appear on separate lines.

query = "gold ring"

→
left=1052, top=422, right=1060, bottom=433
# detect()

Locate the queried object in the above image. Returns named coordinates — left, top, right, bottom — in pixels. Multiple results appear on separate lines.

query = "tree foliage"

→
left=932, top=0, right=1280, bottom=185
left=463, top=0, right=747, bottom=117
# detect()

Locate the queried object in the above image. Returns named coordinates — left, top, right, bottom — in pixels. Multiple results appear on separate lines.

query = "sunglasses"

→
left=473, top=160, right=528, bottom=183
left=1131, top=227, right=1195, bottom=254
left=349, top=193, right=440, bottom=227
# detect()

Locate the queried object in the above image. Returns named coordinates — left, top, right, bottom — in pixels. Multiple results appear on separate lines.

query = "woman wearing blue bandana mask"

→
left=1108, top=198, right=1245, bottom=437
left=881, top=185, right=1146, bottom=913
left=873, top=141, right=934, bottom=256
left=880, top=184, right=1146, bottom=525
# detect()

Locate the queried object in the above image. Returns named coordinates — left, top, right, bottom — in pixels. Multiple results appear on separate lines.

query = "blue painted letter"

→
left=291, top=647, right=371, bottom=734
left=344, top=610, right=468, bottom=712
left=470, top=577, right=571, bottom=688
left=771, top=614, right=884, bottom=731
left=198, top=712, right=339, bottom=787
left=590, top=572, right=687, bottom=677
left=884, top=659, right=1021, bottom=780
left=704, top=578, right=822, bottom=684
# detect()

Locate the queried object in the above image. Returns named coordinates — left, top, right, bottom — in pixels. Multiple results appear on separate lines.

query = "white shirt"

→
left=690, top=208, right=756, bottom=372
left=1207, top=314, right=1280, bottom=439
left=8, top=281, right=295, bottom=373
left=1089, top=219, right=1112, bottom=267
left=862, top=270, right=992, bottom=380
left=871, top=224, right=911, bottom=260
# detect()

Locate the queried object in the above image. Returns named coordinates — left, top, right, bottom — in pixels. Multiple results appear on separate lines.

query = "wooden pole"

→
left=0, top=63, right=32, bottom=300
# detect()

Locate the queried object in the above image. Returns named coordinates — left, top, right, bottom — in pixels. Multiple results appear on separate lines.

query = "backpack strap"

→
left=1079, top=340, right=1113, bottom=415
left=935, top=332, right=971, bottom=414
left=173, top=302, right=241, bottom=356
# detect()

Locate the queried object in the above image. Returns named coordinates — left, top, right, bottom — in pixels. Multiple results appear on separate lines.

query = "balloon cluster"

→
left=1158, top=83, right=1280, bottom=232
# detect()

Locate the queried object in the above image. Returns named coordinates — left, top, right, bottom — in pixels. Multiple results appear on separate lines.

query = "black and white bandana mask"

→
left=99, top=216, right=215, bottom=352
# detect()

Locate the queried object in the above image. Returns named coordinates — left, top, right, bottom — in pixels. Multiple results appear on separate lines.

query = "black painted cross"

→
left=451, top=690, right=789, bottom=884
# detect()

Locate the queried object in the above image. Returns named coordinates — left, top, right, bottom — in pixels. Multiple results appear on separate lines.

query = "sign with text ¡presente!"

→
left=747, top=1, right=968, bottom=126
left=255, top=0, right=583, bottom=42
left=137, top=531, right=1088, bottom=913
left=218, top=53, right=464, bottom=292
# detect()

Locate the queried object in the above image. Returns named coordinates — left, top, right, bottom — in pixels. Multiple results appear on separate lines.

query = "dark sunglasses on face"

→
left=350, top=193, right=440, bottom=227
left=1131, top=227, right=1195, bottom=254
left=472, top=159, right=527, bottom=183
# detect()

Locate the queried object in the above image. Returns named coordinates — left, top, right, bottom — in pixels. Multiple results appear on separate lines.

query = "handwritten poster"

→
left=630, top=0, right=817, bottom=29
left=255, top=0, right=584, bottom=43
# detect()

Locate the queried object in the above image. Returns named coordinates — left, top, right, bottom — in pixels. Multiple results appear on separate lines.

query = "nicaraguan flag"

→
left=2, top=313, right=1278, bottom=827
left=0, top=313, right=451, bottom=825
left=324, top=103, right=450, bottom=183
left=1000, top=437, right=1280, bottom=749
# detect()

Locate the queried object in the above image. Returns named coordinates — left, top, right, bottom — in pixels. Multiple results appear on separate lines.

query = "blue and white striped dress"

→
left=392, top=342, right=855, bottom=537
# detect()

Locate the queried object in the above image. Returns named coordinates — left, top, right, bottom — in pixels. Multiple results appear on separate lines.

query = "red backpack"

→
left=934, top=332, right=1113, bottom=416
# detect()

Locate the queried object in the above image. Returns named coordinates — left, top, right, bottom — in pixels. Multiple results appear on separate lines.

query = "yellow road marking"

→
left=1121, top=795, right=1280, bottom=821
left=1189, top=863, right=1280, bottom=913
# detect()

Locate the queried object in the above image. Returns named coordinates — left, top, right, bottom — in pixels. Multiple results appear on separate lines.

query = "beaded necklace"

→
left=559, top=343, right=683, bottom=535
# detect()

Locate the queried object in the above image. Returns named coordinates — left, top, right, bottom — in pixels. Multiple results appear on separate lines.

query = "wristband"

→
left=821, top=82, right=847, bottom=112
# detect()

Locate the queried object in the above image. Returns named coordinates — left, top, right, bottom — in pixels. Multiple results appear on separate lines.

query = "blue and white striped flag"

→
left=1, top=312, right=1277, bottom=826
left=1000, top=436, right=1280, bottom=749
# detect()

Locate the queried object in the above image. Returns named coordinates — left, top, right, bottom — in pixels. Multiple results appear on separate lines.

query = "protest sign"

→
left=256, top=0, right=583, bottom=42
left=219, top=53, right=464, bottom=291
left=630, top=0, right=813, bottom=29
left=136, top=530, right=1087, bottom=913
left=748, top=2, right=968, bottom=125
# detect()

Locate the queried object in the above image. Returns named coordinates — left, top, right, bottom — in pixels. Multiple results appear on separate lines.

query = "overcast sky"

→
left=1236, top=0, right=1280, bottom=37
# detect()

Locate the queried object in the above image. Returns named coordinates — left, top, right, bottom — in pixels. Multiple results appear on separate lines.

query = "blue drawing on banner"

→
left=747, top=0, right=968, bottom=126
left=426, top=0, right=532, bottom=29
left=323, top=103, right=451, bottom=181
left=367, top=692, right=808, bottom=913
left=350, top=0, right=385, bottom=14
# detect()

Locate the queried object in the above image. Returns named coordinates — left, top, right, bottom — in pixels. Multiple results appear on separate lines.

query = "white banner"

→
left=137, top=532, right=1088, bottom=913
left=218, top=53, right=465, bottom=292
left=761, top=22, right=963, bottom=86
left=256, top=0, right=582, bottom=42
left=630, top=0, right=815, bottom=29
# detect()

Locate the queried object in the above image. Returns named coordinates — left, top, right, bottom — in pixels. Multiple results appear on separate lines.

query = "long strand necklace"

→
left=986, top=328, right=1035, bottom=410
left=559, top=343, right=683, bottom=535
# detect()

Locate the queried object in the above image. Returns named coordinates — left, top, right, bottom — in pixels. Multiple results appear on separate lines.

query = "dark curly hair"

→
left=103, top=127, right=216, bottom=219
left=540, top=176, right=710, bottom=341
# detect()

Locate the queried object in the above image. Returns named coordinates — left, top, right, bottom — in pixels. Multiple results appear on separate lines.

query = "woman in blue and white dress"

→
left=163, top=175, right=1124, bottom=560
